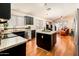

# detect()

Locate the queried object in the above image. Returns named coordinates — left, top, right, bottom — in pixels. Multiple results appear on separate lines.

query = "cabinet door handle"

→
left=41, top=35, right=43, bottom=39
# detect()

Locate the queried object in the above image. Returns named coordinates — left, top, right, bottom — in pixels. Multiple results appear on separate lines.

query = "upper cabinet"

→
left=24, top=16, right=33, bottom=25
left=0, top=3, right=11, bottom=19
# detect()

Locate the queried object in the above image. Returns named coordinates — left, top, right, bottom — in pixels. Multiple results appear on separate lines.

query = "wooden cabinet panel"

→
left=36, top=33, right=56, bottom=51
left=13, top=31, right=25, bottom=38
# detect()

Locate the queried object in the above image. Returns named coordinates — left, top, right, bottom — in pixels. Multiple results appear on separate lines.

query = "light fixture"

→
left=44, top=3, right=52, bottom=19
left=44, top=3, right=52, bottom=11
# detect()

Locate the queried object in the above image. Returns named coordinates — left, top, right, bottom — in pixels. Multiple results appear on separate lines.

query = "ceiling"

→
left=11, top=3, right=79, bottom=19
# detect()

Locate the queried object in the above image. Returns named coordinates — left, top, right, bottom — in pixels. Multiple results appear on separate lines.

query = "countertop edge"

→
left=0, top=37, right=27, bottom=52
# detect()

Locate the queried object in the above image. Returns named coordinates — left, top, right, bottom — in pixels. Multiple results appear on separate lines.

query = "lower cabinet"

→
left=26, top=30, right=36, bottom=39
left=13, top=30, right=35, bottom=39
left=0, top=43, right=26, bottom=56
left=36, top=33, right=56, bottom=51
left=13, top=31, right=25, bottom=38
left=31, top=30, right=35, bottom=39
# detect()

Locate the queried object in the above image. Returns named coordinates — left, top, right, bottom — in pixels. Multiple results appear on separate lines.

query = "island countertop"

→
left=0, top=36, right=27, bottom=52
left=36, top=30, right=57, bottom=35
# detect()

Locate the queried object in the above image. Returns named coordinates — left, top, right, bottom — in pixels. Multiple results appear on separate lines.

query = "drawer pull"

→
left=41, top=35, right=43, bottom=39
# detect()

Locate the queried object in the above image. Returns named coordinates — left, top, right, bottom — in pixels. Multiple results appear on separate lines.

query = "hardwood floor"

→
left=26, top=34, right=76, bottom=56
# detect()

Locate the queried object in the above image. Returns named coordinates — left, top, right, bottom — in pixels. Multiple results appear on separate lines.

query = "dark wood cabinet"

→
left=0, top=42, right=26, bottom=56
left=13, top=30, right=35, bottom=39
left=0, top=3, right=11, bottom=19
left=36, top=32, right=56, bottom=51
left=26, top=30, right=36, bottom=39
left=24, top=16, right=33, bottom=25
left=13, top=31, right=25, bottom=38
left=31, top=30, right=35, bottom=39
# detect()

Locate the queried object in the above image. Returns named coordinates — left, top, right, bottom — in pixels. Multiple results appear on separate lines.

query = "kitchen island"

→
left=36, top=30, right=57, bottom=51
left=0, top=35, right=27, bottom=56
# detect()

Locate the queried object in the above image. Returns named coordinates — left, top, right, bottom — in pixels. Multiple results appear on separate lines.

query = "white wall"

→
left=8, top=10, right=46, bottom=29
left=34, top=17, right=46, bottom=30
left=8, top=15, right=25, bottom=28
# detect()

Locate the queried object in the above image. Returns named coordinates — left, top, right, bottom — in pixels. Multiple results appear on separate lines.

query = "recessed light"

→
left=46, top=8, right=51, bottom=11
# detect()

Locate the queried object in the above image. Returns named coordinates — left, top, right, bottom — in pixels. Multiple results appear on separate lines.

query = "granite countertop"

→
left=0, top=36, right=27, bottom=52
left=36, top=30, right=57, bottom=35
left=3, top=29, right=26, bottom=34
left=2, top=28, right=35, bottom=34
